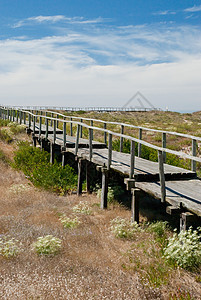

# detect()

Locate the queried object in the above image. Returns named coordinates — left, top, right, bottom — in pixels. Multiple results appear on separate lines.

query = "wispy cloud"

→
left=184, top=5, right=201, bottom=12
left=13, top=15, right=105, bottom=28
left=153, top=10, right=176, bottom=16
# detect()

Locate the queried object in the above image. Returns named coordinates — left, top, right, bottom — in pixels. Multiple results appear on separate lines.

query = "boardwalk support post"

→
left=131, top=188, right=140, bottom=224
left=50, top=143, right=55, bottom=164
left=86, top=160, right=91, bottom=193
left=180, top=212, right=194, bottom=232
left=101, top=167, right=108, bottom=209
left=158, top=150, right=166, bottom=203
left=77, top=158, right=83, bottom=196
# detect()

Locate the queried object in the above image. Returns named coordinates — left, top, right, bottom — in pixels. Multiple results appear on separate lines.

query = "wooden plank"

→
left=135, top=179, right=201, bottom=216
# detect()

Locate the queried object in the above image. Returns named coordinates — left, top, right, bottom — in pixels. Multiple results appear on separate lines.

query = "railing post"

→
left=89, top=128, right=93, bottom=161
left=104, top=123, right=107, bottom=145
left=80, top=119, right=83, bottom=138
left=45, top=118, right=48, bottom=140
left=90, top=120, right=93, bottom=140
left=107, top=133, right=112, bottom=170
left=70, top=117, right=73, bottom=136
left=63, top=121, right=66, bottom=147
left=53, top=120, right=56, bottom=143
left=158, top=150, right=166, bottom=203
left=120, top=125, right=124, bottom=152
left=24, top=112, right=26, bottom=125
left=162, top=132, right=166, bottom=163
left=45, top=112, right=48, bottom=125
left=16, top=110, right=19, bottom=123
left=19, top=111, right=22, bottom=124
left=51, top=113, right=53, bottom=127
left=75, top=124, right=80, bottom=156
left=56, top=114, right=59, bottom=128
left=39, top=116, right=42, bottom=138
left=33, top=116, right=36, bottom=134
left=12, top=110, right=15, bottom=122
left=130, top=140, right=135, bottom=179
left=191, top=139, right=197, bottom=172
left=138, top=128, right=142, bottom=157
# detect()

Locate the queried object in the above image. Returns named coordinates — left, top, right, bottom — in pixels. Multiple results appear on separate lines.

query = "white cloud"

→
left=13, top=15, right=105, bottom=28
left=184, top=5, right=201, bottom=12
left=1, top=22, right=201, bottom=112
left=153, top=10, right=176, bottom=16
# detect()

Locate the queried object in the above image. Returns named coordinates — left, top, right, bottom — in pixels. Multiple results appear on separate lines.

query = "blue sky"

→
left=0, top=1, right=201, bottom=112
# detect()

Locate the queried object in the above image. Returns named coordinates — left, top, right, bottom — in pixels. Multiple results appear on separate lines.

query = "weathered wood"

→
left=80, top=119, right=83, bottom=138
left=70, top=117, right=73, bottom=136
left=138, top=128, right=142, bottom=157
left=53, top=120, right=56, bottom=143
left=166, top=206, right=181, bottom=215
left=162, top=132, right=166, bottom=163
left=56, top=114, right=59, bottom=128
left=101, top=167, right=108, bottom=209
left=130, top=140, right=135, bottom=179
left=90, top=120, right=93, bottom=140
left=50, top=143, right=55, bottom=164
left=86, top=160, right=91, bottom=193
left=89, top=128, right=93, bottom=161
left=45, top=119, right=48, bottom=140
left=131, top=188, right=140, bottom=223
left=104, top=122, right=107, bottom=145
left=191, top=139, right=196, bottom=172
left=107, top=133, right=112, bottom=170
left=158, top=150, right=166, bottom=203
left=124, top=178, right=135, bottom=190
left=33, top=116, right=36, bottom=134
left=75, top=124, right=80, bottom=156
left=63, top=122, right=66, bottom=147
left=39, top=116, right=42, bottom=138
left=77, top=158, right=83, bottom=196
left=180, top=212, right=194, bottom=231
left=120, top=125, right=124, bottom=152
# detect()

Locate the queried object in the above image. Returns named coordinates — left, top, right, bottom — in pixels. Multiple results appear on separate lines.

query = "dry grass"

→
left=0, top=140, right=201, bottom=299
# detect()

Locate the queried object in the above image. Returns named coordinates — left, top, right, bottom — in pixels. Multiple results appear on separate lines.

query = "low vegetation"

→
left=13, top=142, right=77, bottom=194
left=0, top=115, right=201, bottom=298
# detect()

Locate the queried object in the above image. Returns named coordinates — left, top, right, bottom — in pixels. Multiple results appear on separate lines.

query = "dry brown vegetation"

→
left=0, top=137, right=201, bottom=299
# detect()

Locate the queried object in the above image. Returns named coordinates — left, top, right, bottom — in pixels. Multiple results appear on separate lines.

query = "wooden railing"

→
left=14, top=107, right=201, bottom=173
left=1, top=107, right=201, bottom=204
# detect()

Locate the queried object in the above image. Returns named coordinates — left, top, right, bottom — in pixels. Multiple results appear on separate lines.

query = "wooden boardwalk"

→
left=1, top=107, right=201, bottom=228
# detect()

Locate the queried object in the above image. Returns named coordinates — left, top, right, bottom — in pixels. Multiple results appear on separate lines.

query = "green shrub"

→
left=0, top=128, right=13, bottom=143
left=0, top=149, right=9, bottom=164
left=0, top=119, right=10, bottom=127
left=8, top=122, right=26, bottom=134
left=13, top=142, right=77, bottom=194
left=32, top=235, right=62, bottom=256
left=59, top=215, right=80, bottom=229
left=96, top=185, right=124, bottom=203
left=163, top=227, right=201, bottom=269
left=72, top=202, right=92, bottom=215
left=147, top=221, right=168, bottom=238
left=110, top=217, right=141, bottom=239
left=0, top=237, right=20, bottom=258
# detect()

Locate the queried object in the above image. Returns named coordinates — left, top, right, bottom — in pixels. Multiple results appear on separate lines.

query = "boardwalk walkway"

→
left=1, top=107, right=201, bottom=229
